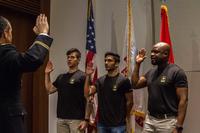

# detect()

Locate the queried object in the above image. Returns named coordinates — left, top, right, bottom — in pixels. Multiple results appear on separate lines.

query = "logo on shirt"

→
left=112, top=85, right=117, bottom=91
left=69, top=78, right=75, bottom=84
left=160, top=76, right=167, bottom=83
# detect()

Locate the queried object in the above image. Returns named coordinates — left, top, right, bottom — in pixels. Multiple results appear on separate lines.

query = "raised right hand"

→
left=33, top=14, right=49, bottom=35
left=136, top=48, right=147, bottom=64
left=45, top=61, right=54, bottom=74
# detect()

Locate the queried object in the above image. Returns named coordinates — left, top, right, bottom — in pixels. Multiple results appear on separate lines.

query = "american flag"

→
left=86, top=1, right=98, bottom=132
left=86, top=0, right=97, bottom=84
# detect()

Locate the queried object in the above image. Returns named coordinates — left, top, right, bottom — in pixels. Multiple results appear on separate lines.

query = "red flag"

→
left=160, top=5, right=174, bottom=63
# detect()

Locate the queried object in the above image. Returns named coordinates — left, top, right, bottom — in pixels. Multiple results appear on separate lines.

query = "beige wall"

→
left=49, top=0, right=199, bottom=133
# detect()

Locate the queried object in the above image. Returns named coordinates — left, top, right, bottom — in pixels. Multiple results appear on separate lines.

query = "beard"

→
left=105, top=66, right=116, bottom=72
left=151, top=58, right=164, bottom=65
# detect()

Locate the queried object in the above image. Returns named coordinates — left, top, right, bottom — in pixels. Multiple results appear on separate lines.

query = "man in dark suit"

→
left=0, top=14, right=53, bottom=133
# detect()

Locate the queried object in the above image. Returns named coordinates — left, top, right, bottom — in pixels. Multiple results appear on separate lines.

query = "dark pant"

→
left=97, top=123, right=126, bottom=133
left=0, top=114, right=25, bottom=133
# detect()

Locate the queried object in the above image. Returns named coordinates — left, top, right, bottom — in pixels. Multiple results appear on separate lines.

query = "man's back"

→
left=0, top=44, right=22, bottom=106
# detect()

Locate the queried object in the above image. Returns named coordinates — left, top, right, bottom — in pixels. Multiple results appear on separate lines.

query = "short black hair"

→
left=105, top=51, right=120, bottom=63
left=66, top=48, right=81, bottom=59
left=0, top=16, right=9, bottom=38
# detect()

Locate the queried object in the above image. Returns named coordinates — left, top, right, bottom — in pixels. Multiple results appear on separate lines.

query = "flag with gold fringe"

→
left=121, top=0, right=145, bottom=133
left=160, top=4, right=174, bottom=63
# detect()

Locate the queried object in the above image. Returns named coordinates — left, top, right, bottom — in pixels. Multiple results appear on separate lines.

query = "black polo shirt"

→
left=145, top=64, right=188, bottom=115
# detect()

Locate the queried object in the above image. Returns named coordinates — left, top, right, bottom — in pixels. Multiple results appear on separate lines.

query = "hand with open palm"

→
left=136, top=48, right=147, bottom=64
left=45, top=61, right=54, bottom=74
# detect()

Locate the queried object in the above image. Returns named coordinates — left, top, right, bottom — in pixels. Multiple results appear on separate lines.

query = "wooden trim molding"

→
left=0, top=0, right=40, bottom=15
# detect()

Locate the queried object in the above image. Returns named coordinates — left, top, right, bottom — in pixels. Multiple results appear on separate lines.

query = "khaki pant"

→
left=143, top=114, right=177, bottom=133
left=57, top=119, right=84, bottom=133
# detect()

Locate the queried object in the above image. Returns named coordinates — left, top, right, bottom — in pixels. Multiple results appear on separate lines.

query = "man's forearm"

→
left=126, top=99, right=133, bottom=133
left=45, top=73, right=53, bottom=93
left=176, top=98, right=188, bottom=126
left=131, top=63, right=140, bottom=88
left=84, top=75, right=91, bottom=97
left=127, top=101, right=133, bottom=118
left=126, top=92, right=134, bottom=118
left=84, top=99, right=93, bottom=120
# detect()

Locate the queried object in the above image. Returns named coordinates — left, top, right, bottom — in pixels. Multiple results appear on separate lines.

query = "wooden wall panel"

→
left=0, top=0, right=40, bottom=15
left=32, top=0, right=51, bottom=132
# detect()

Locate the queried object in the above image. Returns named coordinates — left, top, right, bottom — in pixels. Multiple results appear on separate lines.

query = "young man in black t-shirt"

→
left=85, top=52, right=133, bottom=133
left=132, top=42, right=188, bottom=133
left=45, top=48, right=88, bottom=133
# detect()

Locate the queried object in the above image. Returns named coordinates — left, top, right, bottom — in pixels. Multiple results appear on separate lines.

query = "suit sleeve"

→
left=13, top=35, right=53, bottom=72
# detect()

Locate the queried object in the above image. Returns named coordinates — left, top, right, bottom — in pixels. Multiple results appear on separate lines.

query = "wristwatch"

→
left=176, top=125, right=183, bottom=132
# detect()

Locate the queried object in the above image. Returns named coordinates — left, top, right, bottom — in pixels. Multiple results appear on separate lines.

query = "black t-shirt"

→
left=95, top=74, right=132, bottom=126
left=53, top=70, right=86, bottom=119
left=145, top=64, right=188, bottom=115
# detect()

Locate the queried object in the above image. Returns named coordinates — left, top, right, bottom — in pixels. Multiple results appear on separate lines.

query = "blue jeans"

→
left=97, top=123, right=126, bottom=133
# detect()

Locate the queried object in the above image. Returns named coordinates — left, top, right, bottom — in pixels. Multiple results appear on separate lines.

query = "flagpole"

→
left=87, top=0, right=91, bottom=23
left=85, top=0, right=98, bottom=132
left=127, top=0, right=132, bottom=77
left=151, top=0, right=156, bottom=44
